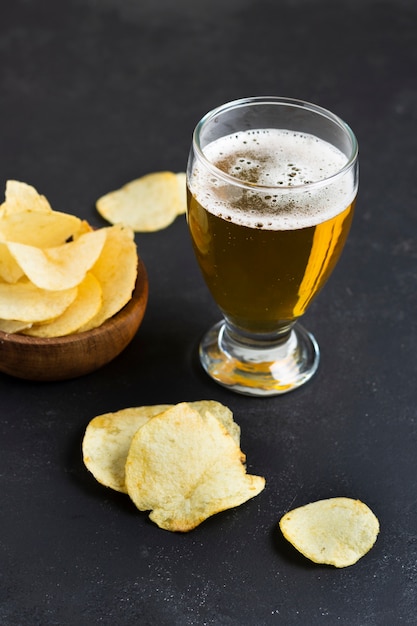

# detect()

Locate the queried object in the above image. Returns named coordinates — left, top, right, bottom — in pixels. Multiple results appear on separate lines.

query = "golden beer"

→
left=187, top=128, right=356, bottom=336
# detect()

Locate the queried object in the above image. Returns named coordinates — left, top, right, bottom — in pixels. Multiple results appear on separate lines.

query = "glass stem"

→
left=223, top=319, right=295, bottom=349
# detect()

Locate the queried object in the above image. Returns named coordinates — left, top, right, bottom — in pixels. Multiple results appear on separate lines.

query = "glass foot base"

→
left=199, top=321, right=320, bottom=397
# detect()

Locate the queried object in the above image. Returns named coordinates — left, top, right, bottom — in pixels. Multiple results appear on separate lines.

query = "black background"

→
left=1, top=1, right=417, bottom=624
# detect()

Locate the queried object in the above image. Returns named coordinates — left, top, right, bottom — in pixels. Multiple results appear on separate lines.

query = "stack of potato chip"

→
left=0, top=181, right=138, bottom=337
left=82, top=401, right=266, bottom=532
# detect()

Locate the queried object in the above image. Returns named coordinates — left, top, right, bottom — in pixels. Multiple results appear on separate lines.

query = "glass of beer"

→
left=186, top=97, right=358, bottom=396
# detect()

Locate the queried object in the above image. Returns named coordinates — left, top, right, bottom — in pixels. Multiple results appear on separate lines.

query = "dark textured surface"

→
left=1, top=0, right=416, bottom=624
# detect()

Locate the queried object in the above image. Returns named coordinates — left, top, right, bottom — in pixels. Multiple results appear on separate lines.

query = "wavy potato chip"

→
left=279, top=497, right=380, bottom=568
left=0, top=279, right=77, bottom=322
left=0, top=319, right=32, bottom=333
left=83, top=405, right=173, bottom=492
left=0, top=243, right=25, bottom=283
left=73, top=219, right=93, bottom=238
left=7, top=228, right=107, bottom=291
left=82, top=400, right=240, bottom=494
left=78, top=224, right=137, bottom=331
left=124, top=403, right=265, bottom=532
left=23, top=272, right=102, bottom=337
left=0, top=209, right=81, bottom=247
left=96, top=171, right=186, bottom=232
left=1, top=180, right=52, bottom=215
left=188, top=400, right=241, bottom=448
left=175, top=172, right=187, bottom=214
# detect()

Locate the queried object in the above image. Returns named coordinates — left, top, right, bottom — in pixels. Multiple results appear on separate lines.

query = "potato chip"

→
left=74, top=219, right=93, bottom=237
left=1, top=180, right=52, bottom=215
left=0, top=243, right=25, bottom=283
left=96, top=171, right=186, bottom=232
left=83, top=405, right=172, bottom=492
left=0, top=209, right=81, bottom=247
left=77, top=224, right=137, bottom=331
left=7, top=228, right=107, bottom=291
left=175, top=172, right=187, bottom=215
left=82, top=400, right=240, bottom=494
left=188, top=400, right=241, bottom=448
left=0, top=279, right=77, bottom=322
left=124, top=403, right=265, bottom=532
left=279, top=497, right=380, bottom=568
left=22, top=272, right=102, bottom=337
left=0, top=319, right=32, bottom=333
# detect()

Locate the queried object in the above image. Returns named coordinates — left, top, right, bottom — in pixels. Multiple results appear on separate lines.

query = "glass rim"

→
left=192, top=96, right=359, bottom=193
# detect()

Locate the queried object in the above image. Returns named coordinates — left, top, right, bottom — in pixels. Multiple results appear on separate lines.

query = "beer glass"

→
left=186, top=97, right=358, bottom=396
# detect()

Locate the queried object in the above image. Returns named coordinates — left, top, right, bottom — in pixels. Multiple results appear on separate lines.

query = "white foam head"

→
left=189, top=129, right=357, bottom=230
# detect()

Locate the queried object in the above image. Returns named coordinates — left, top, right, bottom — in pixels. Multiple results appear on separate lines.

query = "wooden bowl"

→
left=0, top=256, right=148, bottom=382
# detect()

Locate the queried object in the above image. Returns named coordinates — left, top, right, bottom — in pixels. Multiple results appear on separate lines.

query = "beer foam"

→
left=190, top=129, right=357, bottom=230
